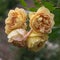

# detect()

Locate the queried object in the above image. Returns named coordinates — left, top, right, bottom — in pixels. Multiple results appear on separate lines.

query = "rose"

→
left=8, top=29, right=27, bottom=47
left=30, top=6, right=55, bottom=33
left=26, top=31, right=48, bottom=52
left=5, top=8, right=27, bottom=34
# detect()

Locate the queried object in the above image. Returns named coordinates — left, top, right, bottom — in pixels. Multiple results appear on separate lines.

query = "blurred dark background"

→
left=0, top=0, right=60, bottom=60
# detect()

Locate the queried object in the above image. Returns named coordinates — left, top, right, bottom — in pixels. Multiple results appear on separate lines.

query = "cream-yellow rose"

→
left=26, top=31, right=48, bottom=52
left=8, top=28, right=27, bottom=47
left=5, top=8, right=27, bottom=34
left=30, top=6, right=55, bottom=33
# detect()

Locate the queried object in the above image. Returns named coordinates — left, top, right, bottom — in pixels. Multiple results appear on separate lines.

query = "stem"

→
left=14, top=29, right=32, bottom=42
left=23, top=29, right=32, bottom=41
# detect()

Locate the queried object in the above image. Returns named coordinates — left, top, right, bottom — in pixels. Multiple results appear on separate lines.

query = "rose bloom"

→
left=5, top=8, right=27, bottom=34
left=26, top=31, right=48, bottom=52
left=8, top=28, right=27, bottom=47
left=30, top=6, right=55, bottom=33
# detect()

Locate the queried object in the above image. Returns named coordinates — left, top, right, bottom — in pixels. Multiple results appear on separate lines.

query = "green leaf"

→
left=53, top=8, right=60, bottom=27
left=49, top=27, right=60, bottom=41
left=20, top=0, right=27, bottom=7
left=48, top=0, right=58, bottom=6
left=43, top=2, right=55, bottom=11
left=33, top=0, right=41, bottom=8
left=29, top=7, right=37, bottom=11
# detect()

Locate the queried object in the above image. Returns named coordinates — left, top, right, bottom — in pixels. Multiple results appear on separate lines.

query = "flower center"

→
left=33, top=13, right=51, bottom=33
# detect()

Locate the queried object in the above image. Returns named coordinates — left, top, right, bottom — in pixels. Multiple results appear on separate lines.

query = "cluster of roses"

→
left=5, top=6, right=55, bottom=52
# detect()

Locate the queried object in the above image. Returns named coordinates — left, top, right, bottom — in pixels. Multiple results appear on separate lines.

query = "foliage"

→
left=19, top=0, right=27, bottom=7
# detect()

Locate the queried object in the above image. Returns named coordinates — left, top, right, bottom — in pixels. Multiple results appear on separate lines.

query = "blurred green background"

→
left=0, top=0, right=60, bottom=60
